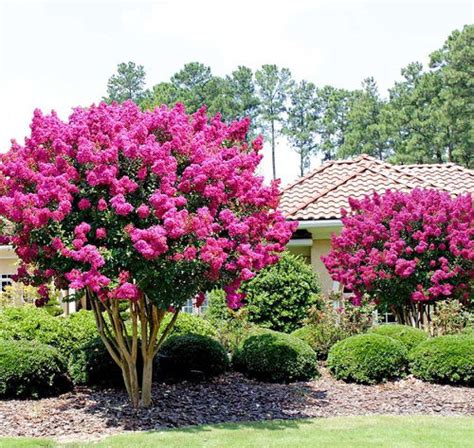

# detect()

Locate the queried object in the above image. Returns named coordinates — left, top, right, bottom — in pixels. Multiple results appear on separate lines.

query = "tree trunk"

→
left=271, top=119, right=276, bottom=179
left=88, top=288, right=179, bottom=408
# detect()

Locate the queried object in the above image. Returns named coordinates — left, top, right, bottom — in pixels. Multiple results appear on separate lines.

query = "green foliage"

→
left=327, top=334, right=408, bottom=384
left=291, top=324, right=346, bottom=360
left=369, top=324, right=428, bottom=351
left=255, top=64, right=293, bottom=178
left=408, top=335, right=474, bottom=386
left=155, top=334, right=229, bottom=382
left=283, top=80, right=319, bottom=175
left=0, top=339, right=71, bottom=398
left=0, top=307, right=98, bottom=360
left=162, top=312, right=217, bottom=338
left=105, top=61, right=147, bottom=103
left=234, top=329, right=318, bottom=382
left=431, top=300, right=474, bottom=335
left=68, top=336, right=126, bottom=387
left=242, top=252, right=321, bottom=333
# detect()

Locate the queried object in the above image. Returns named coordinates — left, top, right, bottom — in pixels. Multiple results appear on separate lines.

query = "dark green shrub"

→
left=162, top=312, right=217, bottom=338
left=369, top=324, right=428, bottom=351
left=409, top=335, right=474, bottom=386
left=0, top=307, right=98, bottom=360
left=155, top=334, right=229, bottom=382
left=241, top=253, right=321, bottom=333
left=234, top=329, right=318, bottom=382
left=68, top=336, right=128, bottom=387
left=0, top=340, right=71, bottom=398
left=291, top=324, right=347, bottom=359
left=327, top=334, right=408, bottom=384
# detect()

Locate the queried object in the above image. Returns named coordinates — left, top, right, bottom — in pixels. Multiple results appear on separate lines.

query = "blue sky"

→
left=0, top=0, right=471, bottom=184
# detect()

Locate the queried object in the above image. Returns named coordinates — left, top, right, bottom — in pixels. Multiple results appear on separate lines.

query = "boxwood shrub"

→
left=369, top=324, right=428, bottom=351
left=162, top=312, right=217, bottom=338
left=233, top=329, right=318, bottom=382
left=241, top=253, right=321, bottom=333
left=155, top=334, right=228, bottom=382
left=0, top=339, right=71, bottom=398
left=408, top=335, right=474, bottom=386
left=327, top=333, right=408, bottom=384
left=291, top=324, right=347, bottom=359
left=68, top=336, right=127, bottom=387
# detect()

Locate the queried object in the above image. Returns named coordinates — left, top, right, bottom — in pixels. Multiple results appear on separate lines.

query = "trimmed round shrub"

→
left=162, top=312, right=217, bottom=338
left=291, top=324, right=347, bottom=359
left=68, top=337, right=124, bottom=387
left=409, top=335, right=474, bottom=386
left=0, top=339, right=71, bottom=398
left=0, top=307, right=98, bottom=360
left=155, top=334, right=229, bottom=382
left=327, top=334, right=408, bottom=384
left=241, top=252, right=322, bottom=333
left=234, top=329, right=318, bottom=382
left=369, top=324, right=428, bottom=351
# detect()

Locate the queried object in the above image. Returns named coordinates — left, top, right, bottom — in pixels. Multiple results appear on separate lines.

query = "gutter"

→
left=297, top=219, right=342, bottom=229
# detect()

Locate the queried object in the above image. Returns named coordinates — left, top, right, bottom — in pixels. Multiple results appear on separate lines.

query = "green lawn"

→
left=1, top=416, right=473, bottom=448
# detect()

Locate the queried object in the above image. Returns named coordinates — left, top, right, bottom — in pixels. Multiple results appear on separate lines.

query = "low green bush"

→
left=162, top=312, right=217, bottom=338
left=291, top=324, right=347, bottom=359
left=68, top=336, right=128, bottom=388
left=241, top=253, right=322, bottom=333
left=327, top=334, right=408, bottom=384
left=369, top=324, right=428, bottom=351
left=234, top=329, right=318, bottom=382
left=408, top=335, right=474, bottom=386
left=155, top=334, right=229, bottom=382
left=0, top=306, right=98, bottom=360
left=0, top=339, right=71, bottom=398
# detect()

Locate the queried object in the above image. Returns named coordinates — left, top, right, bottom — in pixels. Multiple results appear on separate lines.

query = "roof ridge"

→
left=370, top=158, right=438, bottom=188
left=286, top=163, right=370, bottom=218
left=281, top=154, right=374, bottom=193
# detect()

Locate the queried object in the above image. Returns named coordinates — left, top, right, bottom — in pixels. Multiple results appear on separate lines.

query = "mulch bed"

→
left=0, top=368, right=472, bottom=442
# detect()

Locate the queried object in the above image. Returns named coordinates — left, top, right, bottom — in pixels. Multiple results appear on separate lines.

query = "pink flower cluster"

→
left=0, top=101, right=295, bottom=308
left=322, top=189, right=473, bottom=306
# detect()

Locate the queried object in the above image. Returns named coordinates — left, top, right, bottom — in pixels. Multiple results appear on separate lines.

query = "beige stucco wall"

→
left=310, top=239, right=333, bottom=294
left=0, top=247, right=18, bottom=275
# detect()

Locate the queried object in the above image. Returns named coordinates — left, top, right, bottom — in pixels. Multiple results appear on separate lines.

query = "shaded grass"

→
left=2, top=415, right=473, bottom=448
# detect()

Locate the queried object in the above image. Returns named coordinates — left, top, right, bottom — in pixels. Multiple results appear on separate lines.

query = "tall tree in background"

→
left=255, top=65, right=293, bottom=179
left=340, top=78, right=390, bottom=160
left=221, top=66, right=260, bottom=130
left=315, top=86, right=354, bottom=161
left=430, top=24, right=473, bottom=168
left=387, top=63, right=447, bottom=164
left=105, top=62, right=147, bottom=103
left=283, top=80, right=319, bottom=176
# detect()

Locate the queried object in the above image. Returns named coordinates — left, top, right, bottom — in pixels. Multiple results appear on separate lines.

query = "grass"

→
left=1, top=415, right=473, bottom=448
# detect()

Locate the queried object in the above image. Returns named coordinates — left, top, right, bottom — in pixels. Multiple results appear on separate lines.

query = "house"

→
left=282, top=154, right=474, bottom=295
left=0, top=154, right=472, bottom=313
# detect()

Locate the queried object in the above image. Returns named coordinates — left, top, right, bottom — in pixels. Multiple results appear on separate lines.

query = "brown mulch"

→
left=0, top=369, right=472, bottom=442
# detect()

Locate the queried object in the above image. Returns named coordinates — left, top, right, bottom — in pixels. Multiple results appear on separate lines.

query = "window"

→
left=182, top=295, right=209, bottom=315
left=0, top=274, right=12, bottom=292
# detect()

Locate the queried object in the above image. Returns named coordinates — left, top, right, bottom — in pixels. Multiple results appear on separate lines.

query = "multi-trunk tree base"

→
left=88, top=288, right=179, bottom=408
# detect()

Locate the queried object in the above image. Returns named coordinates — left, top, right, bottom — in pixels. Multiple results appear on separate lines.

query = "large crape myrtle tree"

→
left=323, top=189, right=473, bottom=328
left=0, top=101, right=296, bottom=407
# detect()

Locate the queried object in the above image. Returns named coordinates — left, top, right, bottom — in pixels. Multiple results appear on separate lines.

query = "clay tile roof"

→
left=281, top=155, right=474, bottom=221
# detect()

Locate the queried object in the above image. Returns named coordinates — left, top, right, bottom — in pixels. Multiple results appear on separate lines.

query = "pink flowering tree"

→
left=0, top=101, right=295, bottom=407
left=322, top=189, right=473, bottom=328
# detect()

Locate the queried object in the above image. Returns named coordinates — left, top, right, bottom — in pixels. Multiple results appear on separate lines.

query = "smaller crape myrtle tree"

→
left=0, top=101, right=296, bottom=407
left=322, top=189, right=473, bottom=329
